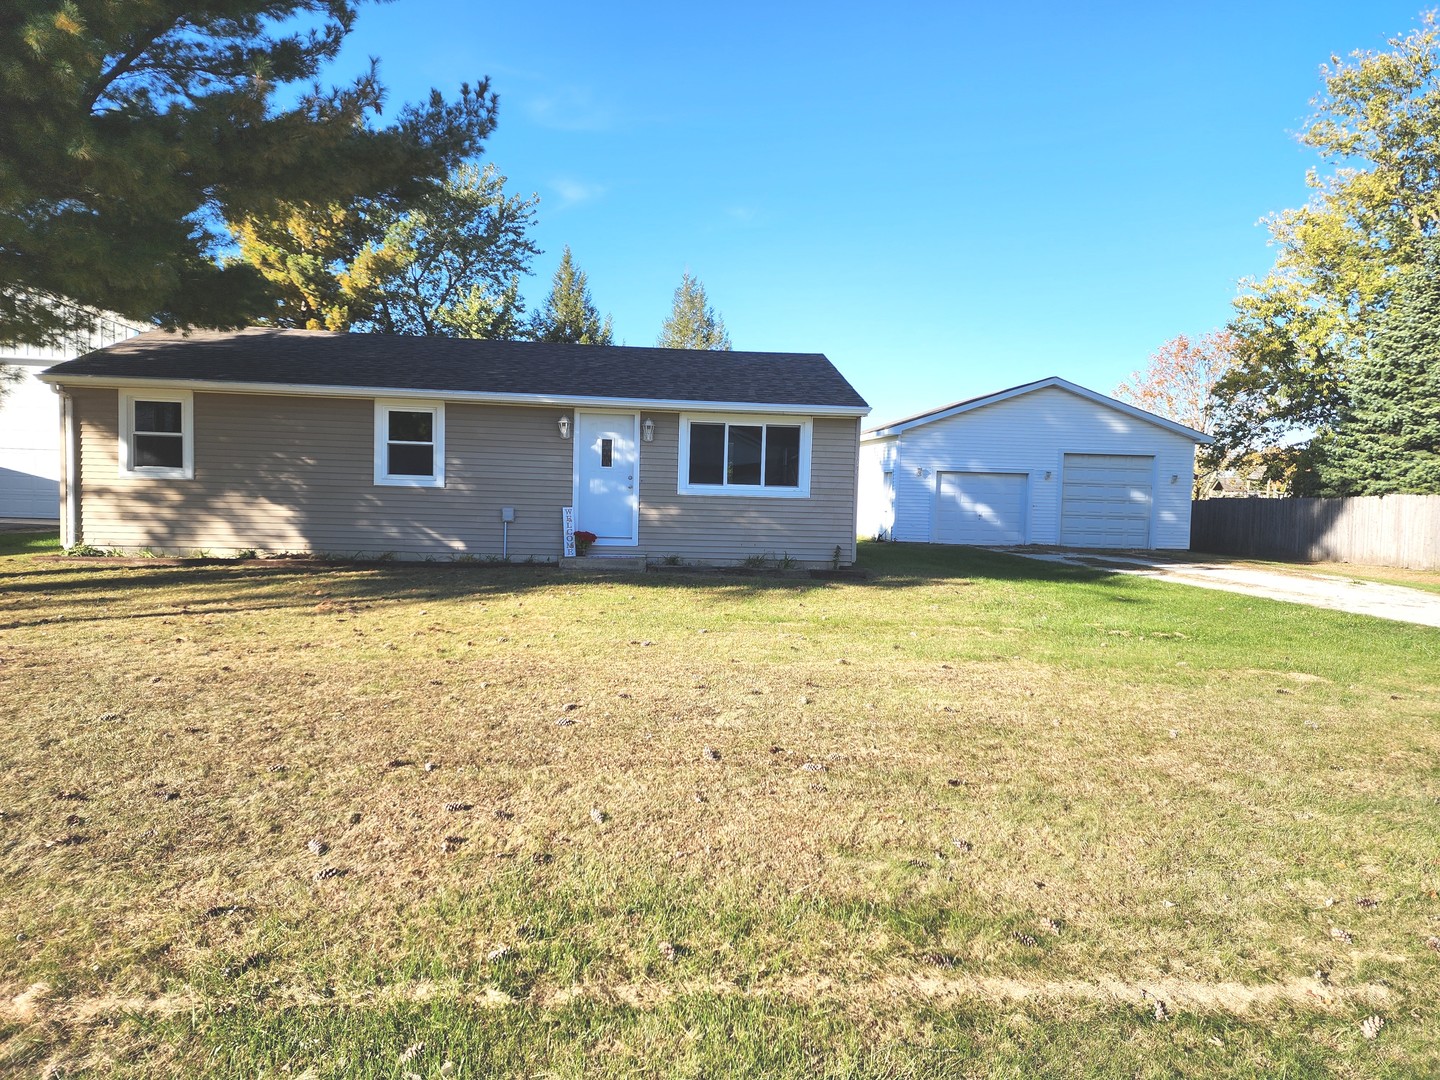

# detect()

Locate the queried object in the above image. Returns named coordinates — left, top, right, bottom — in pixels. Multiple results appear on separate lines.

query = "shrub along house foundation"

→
left=39, top=329, right=870, bottom=566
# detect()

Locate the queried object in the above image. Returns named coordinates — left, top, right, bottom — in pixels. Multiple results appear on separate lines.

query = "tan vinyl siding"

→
left=635, top=413, right=859, bottom=565
left=71, top=390, right=861, bottom=564
left=75, top=389, right=572, bottom=558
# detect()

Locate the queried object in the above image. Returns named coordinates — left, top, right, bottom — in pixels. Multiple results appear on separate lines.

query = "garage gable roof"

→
left=40, top=328, right=871, bottom=416
left=863, top=376, right=1213, bottom=444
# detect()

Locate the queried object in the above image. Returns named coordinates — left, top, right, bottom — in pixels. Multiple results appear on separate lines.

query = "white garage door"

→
left=1060, top=454, right=1153, bottom=548
left=936, top=472, right=1027, bottom=545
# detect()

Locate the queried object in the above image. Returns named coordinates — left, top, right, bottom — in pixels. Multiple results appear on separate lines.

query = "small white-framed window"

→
left=374, top=400, right=445, bottom=487
left=119, top=390, right=194, bottom=479
left=677, top=413, right=812, bottom=497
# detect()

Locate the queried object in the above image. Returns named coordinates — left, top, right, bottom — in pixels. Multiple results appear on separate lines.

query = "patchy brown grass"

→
left=1, top=541, right=1438, bottom=1076
left=1218, top=554, right=1440, bottom=595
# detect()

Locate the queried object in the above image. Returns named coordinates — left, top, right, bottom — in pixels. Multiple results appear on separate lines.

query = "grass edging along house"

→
left=857, top=377, right=1212, bottom=550
left=38, top=329, right=870, bottom=566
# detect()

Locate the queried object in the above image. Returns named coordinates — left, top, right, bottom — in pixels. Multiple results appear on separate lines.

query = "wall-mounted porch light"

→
left=641, top=417, right=655, bottom=443
left=557, top=415, right=571, bottom=440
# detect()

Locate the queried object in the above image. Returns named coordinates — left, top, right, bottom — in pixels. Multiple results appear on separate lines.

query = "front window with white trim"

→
left=374, top=401, right=445, bottom=487
left=119, top=391, right=193, bottom=479
left=678, top=414, right=811, bottom=497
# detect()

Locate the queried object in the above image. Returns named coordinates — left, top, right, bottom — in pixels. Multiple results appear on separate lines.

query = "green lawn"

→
left=1, top=538, right=1436, bottom=1077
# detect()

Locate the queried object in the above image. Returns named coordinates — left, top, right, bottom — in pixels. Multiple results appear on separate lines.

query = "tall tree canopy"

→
left=1116, top=330, right=1236, bottom=496
left=0, top=0, right=496, bottom=348
left=231, top=163, right=540, bottom=338
left=0, top=361, right=23, bottom=404
left=1115, top=330, right=1235, bottom=435
left=1211, top=12, right=1440, bottom=469
left=528, top=247, right=613, bottom=345
left=1315, top=244, right=1440, bottom=495
left=656, top=272, right=730, bottom=350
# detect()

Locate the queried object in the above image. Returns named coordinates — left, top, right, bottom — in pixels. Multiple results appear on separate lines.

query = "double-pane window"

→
left=686, top=420, right=805, bottom=492
left=386, top=410, right=435, bottom=477
left=374, top=402, right=445, bottom=487
left=132, top=400, right=184, bottom=469
left=119, top=392, right=192, bottom=478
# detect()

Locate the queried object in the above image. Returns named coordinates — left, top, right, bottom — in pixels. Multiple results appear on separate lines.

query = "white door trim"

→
left=572, top=409, right=640, bottom=547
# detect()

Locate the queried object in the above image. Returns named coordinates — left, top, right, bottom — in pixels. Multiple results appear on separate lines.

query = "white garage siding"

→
left=0, top=365, right=63, bottom=518
left=936, top=471, right=1027, bottom=544
left=856, top=437, right=898, bottom=539
left=870, top=382, right=1204, bottom=550
left=2, top=310, right=144, bottom=520
left=1060, top=454, right=1153, bottom=547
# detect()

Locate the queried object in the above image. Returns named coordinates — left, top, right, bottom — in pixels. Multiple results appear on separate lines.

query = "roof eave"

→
left=37, top=372, right=871, bottom=418
left=862, top=376, right=1211, bottom=444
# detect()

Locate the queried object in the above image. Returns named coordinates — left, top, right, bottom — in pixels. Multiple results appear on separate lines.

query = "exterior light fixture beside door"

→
left=642, top=417, right=655, bottom=443
left=557, top=415, right=571, bottom=439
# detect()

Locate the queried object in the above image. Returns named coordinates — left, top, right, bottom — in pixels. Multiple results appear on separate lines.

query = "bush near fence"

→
left=1191, top=494, right=1440, bottom=569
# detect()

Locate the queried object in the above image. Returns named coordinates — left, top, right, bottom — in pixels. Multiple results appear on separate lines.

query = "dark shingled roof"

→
left=44, top=328, right=869, bottom=411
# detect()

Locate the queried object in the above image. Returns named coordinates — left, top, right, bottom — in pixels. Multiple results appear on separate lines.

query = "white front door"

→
left=574, top=411, right=638, bottom=545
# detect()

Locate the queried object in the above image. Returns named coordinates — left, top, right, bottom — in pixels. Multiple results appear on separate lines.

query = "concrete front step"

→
left=559, top=554, right=648, bottom=573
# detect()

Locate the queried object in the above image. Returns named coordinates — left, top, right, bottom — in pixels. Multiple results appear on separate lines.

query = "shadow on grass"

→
left=0, top=539, right=1140, bottom=629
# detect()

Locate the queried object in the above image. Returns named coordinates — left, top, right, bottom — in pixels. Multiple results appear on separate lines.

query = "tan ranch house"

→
left=39, top=329, right=870, bottom=566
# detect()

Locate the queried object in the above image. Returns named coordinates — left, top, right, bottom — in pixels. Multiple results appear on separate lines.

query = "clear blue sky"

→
left=333, top=0, right=1426, bottom=426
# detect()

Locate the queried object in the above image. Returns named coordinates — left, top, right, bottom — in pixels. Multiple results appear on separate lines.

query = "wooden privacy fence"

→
left=1191, top=494, right=1440, bottom=569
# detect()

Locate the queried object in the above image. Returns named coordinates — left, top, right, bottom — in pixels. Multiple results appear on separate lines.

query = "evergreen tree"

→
left=656, top=272, right=731, bottom=350
left=0, top=1, right=496, bottom=348
left=1209, top=13, right=1440, bottom=472
left=0, top=362, right=22, bottom=404
left=527, top=247, right=613, bottom=345
left=232, top=163, right=539, bottom=337
left=1317, top=249, right=1440, bottom=495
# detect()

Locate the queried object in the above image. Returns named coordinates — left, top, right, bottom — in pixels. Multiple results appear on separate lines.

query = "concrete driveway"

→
left=1005, top=550, right=1440, bottom=629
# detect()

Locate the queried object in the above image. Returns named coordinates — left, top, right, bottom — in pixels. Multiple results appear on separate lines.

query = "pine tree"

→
left=527, top=247, right=613, bottom=345
left=0, top=1, right=495, bottom=348
left=656, top=272, right=731, bottom=350
left=0, top=362, right=23, bottom=404
left=1318, top=247, right=1440, bottom=495
left=231, top=164, right=539, bottom=337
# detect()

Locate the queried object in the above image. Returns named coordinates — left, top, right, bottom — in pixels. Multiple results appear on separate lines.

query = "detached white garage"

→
left=857, top=377, right=1211, bottom=550
left=1, top=309, right=143, bottom=521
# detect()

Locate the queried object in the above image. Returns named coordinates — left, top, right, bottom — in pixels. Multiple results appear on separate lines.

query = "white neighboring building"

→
left=858, top=377, right=1212, bottom=550
left=1, top=311, right=145, bottom=519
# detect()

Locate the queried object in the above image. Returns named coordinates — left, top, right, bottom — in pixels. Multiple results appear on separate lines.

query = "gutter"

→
left=36, top=373, right=871, bottom=419
left=57, top=389, right=79, bottom=549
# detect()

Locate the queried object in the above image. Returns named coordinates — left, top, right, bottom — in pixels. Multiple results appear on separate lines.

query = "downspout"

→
left=58, top=388, right=79, bottom=549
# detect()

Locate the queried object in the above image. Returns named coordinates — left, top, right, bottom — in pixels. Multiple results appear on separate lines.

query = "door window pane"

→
left=689, top=423, right=725, bottom=485
left=600, top=438, right=613, bottom=468
left=727, top=425, right=762, bottom=486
